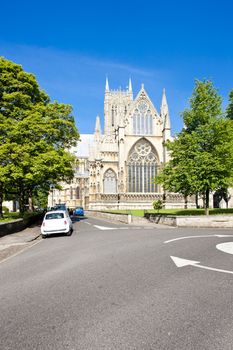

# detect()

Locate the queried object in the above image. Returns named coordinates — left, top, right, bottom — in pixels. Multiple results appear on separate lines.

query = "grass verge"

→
left=0, top=211, right=42, bottom=223
left=102, top=208, right=233, bottom=217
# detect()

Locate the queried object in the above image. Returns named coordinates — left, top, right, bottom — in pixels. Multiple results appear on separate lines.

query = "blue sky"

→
left=0, top=0, right=232, bottom=135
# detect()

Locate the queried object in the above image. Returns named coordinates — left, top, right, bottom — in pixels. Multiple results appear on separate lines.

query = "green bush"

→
left=153, top=200, right=163, bottom=213
left=2, top=206, right=9, bottom=213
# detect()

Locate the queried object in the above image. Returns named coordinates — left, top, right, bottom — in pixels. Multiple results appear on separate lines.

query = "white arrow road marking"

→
left=165, top=234, right=233, bottom=244
left=170, top=256, right=200, bottom=267
left=94, top=225, right=117, bottom=230
left=170, top=256, right=233, bottom=275
left=216, top=242, right=233, bottom=255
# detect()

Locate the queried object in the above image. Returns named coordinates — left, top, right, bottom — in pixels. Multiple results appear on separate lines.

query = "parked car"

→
left=53, top=204, right=67, bottom=211
left=41, top=210, right=73, bottom=238
left=73, top=206, right=84, bottom=216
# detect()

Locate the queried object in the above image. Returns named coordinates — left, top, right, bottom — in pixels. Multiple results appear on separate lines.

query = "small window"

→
left=46, top=212, right=64, bottom=220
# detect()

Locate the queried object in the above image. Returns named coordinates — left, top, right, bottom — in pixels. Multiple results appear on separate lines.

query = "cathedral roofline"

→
left=71, top=134, right=94, bottom=158
left=104, top=78, right=133, bottom=95
left=133, top=84, right=160, bottom=117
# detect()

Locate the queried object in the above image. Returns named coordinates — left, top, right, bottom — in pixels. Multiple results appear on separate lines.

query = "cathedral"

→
left=49, top=79, right=191, bottom=210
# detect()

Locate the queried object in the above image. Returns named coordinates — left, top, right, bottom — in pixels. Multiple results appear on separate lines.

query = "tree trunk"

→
left=195, top=193, right=199, bottom=209
left=162, top=189, right=166, bottom=209
left=19, top=195, right=24, bottom=213
left=18, top=184, right=26, bottom=213
left=28, top=188, right=34, bottom=212
left=0, top=182, right=3, bottom=218
left=184, top=195, right=188, bottom=209
left=205, top=189, right=210, bottom=215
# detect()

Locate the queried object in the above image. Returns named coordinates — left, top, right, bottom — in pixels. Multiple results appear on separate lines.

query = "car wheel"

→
left=67, top=228, right=72, bottom=236
left=41, top=234, right=47, bottom=239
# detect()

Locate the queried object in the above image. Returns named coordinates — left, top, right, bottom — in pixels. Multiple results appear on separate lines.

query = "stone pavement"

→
left=130, top=215, right=172, bottom=228
left=0, top=224, right=41, bottom=263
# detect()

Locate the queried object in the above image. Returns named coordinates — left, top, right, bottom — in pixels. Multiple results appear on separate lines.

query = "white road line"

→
left=86, top=225, right=155, bottom=231
left=216, top=242, right=233, bottom=255
left=164, top=234, right=233, bottom=244
left=94, top=225, right=117, bottom=230
left=0, top=239, right=42, bottom=265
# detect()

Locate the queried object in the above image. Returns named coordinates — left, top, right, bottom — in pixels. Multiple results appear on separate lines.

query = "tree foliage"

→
left=182, top=80, right=222, bottom=132
left=157, top=80, right=233, bottom=214
left=226, top=89, right=233, bottom=120
left=152, top=199, right=163, bottom=213
left=0, top=57, right=79, bottom=216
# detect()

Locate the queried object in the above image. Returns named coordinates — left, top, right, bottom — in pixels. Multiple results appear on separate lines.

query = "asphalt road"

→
left=1, top=215, right=233, bottom=350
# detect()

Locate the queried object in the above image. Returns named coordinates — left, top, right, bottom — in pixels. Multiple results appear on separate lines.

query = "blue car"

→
left=73, top=206, right=84, bottom=216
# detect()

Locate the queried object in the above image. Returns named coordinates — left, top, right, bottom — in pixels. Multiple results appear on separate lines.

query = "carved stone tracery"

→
left=128, top=139, right=157, bottom=164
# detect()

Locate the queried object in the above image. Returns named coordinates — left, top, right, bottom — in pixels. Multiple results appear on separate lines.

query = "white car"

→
left=41, top=210, right=73, bottom=238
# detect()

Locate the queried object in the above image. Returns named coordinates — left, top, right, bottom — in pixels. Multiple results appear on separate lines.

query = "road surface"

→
left=1, top=215, right=233, bottom=349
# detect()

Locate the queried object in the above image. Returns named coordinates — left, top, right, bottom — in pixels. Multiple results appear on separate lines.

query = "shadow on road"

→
left=44, top=230, right=74, bottom=239
left=71, top=216, right=88, bottom=223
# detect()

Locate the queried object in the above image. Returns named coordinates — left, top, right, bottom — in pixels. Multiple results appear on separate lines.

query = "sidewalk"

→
left=130, top=215, right=172, bottom=228
left=0, top=224, right=41, bottom=263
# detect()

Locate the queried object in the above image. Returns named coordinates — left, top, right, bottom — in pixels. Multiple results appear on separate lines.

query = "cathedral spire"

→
left=105, top=77, right=109, bottom=92
left=161, top=88, right=167, bottom=107
left=95, top=115, right=101, bottom=135
left=160, top=88, right=170, bottom=130
left=128, top=78, right=132, bottom=93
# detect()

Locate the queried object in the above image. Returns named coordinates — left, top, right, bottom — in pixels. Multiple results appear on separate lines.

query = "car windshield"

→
left=54, top=205, right=66, bottom=211
left=76, top=207, right=83, bottom=210
left=45, top=212, right=64, bottom=220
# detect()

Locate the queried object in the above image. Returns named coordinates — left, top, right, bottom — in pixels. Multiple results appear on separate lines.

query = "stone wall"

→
left=0, top=213, right=44, bottom=237
left=86, top=210, right=131, bottom=224
left=147, top=214, right=233, bottom=228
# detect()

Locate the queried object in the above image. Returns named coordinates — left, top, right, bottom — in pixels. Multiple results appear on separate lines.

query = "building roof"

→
left=70, top=134, right=94, bottom=157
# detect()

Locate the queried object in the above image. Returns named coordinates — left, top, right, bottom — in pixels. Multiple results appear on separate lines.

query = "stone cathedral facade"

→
left=48, top=79, right=191, bottom=210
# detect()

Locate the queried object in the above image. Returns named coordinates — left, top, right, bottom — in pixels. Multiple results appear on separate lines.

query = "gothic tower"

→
left=104, top=78, right=133, bottom=135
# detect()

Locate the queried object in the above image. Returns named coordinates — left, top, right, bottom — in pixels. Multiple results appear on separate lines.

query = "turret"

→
left=161, top=88, right=171, bottom=164
left=94, top=115, right=101, bottom=138
left=160, top=88, right=171, bottom=131
left=105, top=77, right=109, bottom=92
left=128, top=78, right=132, bottom=93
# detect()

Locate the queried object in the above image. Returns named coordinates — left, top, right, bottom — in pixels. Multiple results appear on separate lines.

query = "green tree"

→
left=157, top=80, right=233, bottom=215
left=182, top=80, right=222, bottom=132
left=0, top=57, right=79, bottom=216
left=156, top=139, right=197, bottom=209
left=153, top=199, right=163, bottom=213
left=226, top=89, right=233, bottom=120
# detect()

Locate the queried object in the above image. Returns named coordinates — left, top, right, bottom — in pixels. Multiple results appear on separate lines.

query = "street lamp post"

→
left=50, top=185, right=55, bottom=208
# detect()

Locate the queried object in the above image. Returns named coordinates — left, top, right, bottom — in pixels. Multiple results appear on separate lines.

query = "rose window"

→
left=127, top=139, right=158, bottom=193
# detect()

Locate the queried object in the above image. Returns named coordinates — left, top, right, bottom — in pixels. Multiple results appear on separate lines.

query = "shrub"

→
left=2, top=206, right=9, bottom=213
left=153, top=200, right=163, bottom=213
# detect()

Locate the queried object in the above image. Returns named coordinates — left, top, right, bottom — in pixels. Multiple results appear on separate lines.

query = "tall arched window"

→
left=76, top=187, right=80, bottom=199
left=127, top=139, right=158, bottom=192
left=132, top=101, right=153, bottom=135
left=111, top=105, right=117, bottom=127
left=70, top=187, right=73, bottom=199
left=111, top=106, right=114, bottom=126
left=103, top=169, right=117, bottom=193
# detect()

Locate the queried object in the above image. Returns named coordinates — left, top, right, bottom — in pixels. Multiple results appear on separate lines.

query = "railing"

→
left=98, top=193, right=194, bottom=203
left=74, top=171, right=89, bottom=178
left=99, top=193, right=163, bottom=202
